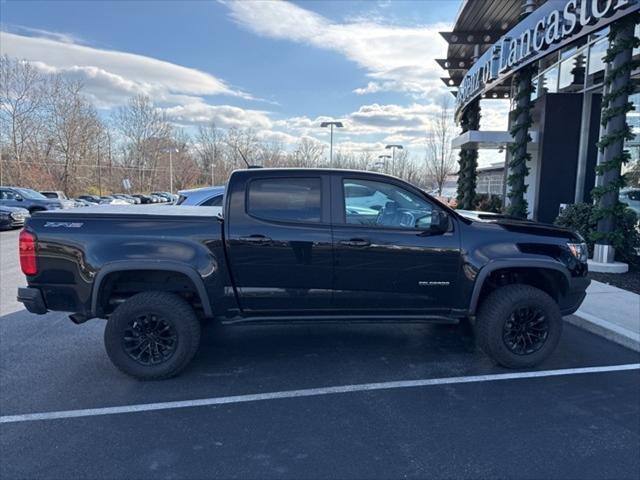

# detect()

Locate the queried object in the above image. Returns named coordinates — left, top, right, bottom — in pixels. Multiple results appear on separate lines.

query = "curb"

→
left=567, top=311, right=640, bottom=352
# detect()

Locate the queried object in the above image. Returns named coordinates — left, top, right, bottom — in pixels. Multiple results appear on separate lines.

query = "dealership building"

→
left=440, top=0, right=639, bottom=270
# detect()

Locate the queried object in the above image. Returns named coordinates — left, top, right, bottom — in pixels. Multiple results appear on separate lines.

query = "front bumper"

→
left=17, top=287, right=48, bottom=314
left=559, top=276, right=591, bottom=315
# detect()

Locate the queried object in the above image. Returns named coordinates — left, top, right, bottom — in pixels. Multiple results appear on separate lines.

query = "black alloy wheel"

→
left=122, top=314, right=178, bottom=365
left=502, top=306, right=549, bottom=355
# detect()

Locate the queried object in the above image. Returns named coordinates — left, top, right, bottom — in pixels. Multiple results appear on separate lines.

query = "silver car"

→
left=177, top=186, right=225, bottom=206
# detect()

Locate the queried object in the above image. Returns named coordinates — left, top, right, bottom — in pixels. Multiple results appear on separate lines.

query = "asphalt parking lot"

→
left=1, top=228, right=639, bottom=479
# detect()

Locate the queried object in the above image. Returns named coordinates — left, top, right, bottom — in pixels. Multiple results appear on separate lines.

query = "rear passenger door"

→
left=224, top=172, right=333, bottom=315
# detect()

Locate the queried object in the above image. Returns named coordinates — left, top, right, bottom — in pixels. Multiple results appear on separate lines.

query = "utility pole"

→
left=320, top=121, right=344, bottom=167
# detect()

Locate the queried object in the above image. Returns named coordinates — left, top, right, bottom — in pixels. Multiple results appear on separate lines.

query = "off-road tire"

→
left=476, top=284, right=562, bottom=368
left=104, top=291, right=201, bottom=380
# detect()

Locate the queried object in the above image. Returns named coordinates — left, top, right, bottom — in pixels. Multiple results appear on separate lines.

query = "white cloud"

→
left=0, top=31, right=254, bottom=106
left=222, top=0, right=450, bottom=99
left=163, top=102, right=272, bottom=130
left=275, top=102, right=448, bottom=143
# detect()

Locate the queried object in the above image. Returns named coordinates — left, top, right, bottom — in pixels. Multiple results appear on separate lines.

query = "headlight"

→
left=9, top=212, right=21, bottom=219
left=567, top=242, right=588, bottom=263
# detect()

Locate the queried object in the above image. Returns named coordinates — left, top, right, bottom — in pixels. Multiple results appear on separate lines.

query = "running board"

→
left=221, top=315, right=460, bottom=326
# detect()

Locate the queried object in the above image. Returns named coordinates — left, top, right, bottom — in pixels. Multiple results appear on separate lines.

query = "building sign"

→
left=455, top=0, right=639, bottom=118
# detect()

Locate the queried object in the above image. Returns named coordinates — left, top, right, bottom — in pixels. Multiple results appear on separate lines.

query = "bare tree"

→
left=113, top=94, right=171, bottom=191
left=0, top=55, right=46, bottom=185
left=291, top=137, right=325, bottom=167
left=194, top=121, right=224, bottom=185
left=425, top=98, right=457, bottom=195
left=45, top=77, right=104, bottom=195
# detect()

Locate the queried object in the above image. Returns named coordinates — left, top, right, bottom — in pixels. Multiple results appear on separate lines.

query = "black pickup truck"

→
left=18, top=168, right=590, bottom=379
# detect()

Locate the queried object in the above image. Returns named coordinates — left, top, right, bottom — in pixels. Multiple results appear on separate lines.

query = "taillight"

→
left=19, top=229, right=37, bottom=276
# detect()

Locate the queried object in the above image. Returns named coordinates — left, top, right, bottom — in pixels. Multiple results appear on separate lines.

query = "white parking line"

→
left=2, top=363, right=638, bottom=425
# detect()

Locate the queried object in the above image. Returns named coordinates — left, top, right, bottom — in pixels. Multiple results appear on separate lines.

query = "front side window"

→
left=248, top=177, right=321, bottom=223
left=15, top=188, right=47, bottom=200
left=0, top=189, right=16, bottom=200
left=342, top=179, right=437, bottom=229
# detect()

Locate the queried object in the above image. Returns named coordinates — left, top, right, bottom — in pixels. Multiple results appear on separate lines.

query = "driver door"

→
left=331, top=174, right=461, bottom=314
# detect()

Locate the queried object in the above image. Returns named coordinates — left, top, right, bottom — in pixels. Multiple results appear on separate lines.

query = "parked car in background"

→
left=0, top=206, right=29, bottom=230
left=620, top=188, right=640, bottom=218
left=132, top=194, right=154, bottom=204
left=73, top=198, right=93, bottom=207
left=77, top=195, right=104, bottom=205
left=111, top=194, right=136, bottom=204
left=149, top=194, right=164, bottom=203
left=177, top=186, right=225, bottom=206
left=0, top=187, right=66, bottom=213
left=151, top=191, right=177, bottom=203
left=100, top=196, right=130, bottom=206
left=39, top=191, right=77, bottom=209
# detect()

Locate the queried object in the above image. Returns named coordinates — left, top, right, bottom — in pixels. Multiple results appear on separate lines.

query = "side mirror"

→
left=431, top=210, right=450, bottom=233
left=15, top=194, right=23, bottom=201
left=416, top=210, right=449, bottom=233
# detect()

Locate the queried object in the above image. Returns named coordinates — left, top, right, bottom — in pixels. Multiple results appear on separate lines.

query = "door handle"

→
left=339, top=238, right=370, bottom=247
left=239, top=234, right=272, bottom=244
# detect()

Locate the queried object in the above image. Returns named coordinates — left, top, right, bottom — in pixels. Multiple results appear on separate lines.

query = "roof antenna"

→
left=236, top=147, right=262, bottom=169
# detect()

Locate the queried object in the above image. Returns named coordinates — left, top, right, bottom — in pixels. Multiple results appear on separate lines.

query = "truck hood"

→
left=456, top=210, right=582, bottom=241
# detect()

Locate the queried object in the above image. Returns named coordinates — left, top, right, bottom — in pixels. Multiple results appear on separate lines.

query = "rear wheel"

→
left=104, top=292, right=201, bottom=380
left=475, top=284, right=562, bottom=368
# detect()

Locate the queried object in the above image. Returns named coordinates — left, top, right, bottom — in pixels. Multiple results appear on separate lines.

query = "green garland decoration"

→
left=591, top=13, right=640, bottom=246
left=506, top=67, right=534, bottom=218
left=456, top=99, right=480, bottom=209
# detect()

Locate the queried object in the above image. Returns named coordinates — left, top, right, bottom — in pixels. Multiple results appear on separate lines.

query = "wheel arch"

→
left=469, top=260, right=570, bottom=315
left=91, top=261, right=213, bottom=318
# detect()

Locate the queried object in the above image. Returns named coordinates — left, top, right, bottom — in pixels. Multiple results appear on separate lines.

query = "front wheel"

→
left=104, top=292, right=201, bottom=380
left=475, top=284, right=562, bottom=369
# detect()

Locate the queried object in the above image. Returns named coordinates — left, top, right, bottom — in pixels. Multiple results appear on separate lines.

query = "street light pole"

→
left=320, top=121, right=344, bottom=167
left=164, top=147, right=179, bottom=193
left=169, top=149, right=174, bottom=193
left=378, top=154, right=391, bottom=173
left=385, top=144, right=403, bottom=175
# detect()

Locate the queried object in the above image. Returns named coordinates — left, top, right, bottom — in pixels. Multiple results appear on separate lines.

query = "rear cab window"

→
left=247, top=177, right=322, bottom=223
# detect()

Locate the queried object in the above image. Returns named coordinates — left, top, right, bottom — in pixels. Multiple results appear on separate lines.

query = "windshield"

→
left=15, top=188, right=48, bottom=200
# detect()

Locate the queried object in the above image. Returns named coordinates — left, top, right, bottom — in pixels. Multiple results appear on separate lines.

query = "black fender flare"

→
left=91, top=260, right=213, bottom=318
left=468, top=259, right=571, bottom=314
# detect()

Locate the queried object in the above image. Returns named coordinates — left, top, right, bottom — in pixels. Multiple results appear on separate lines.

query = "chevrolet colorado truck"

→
left=18, top=168, right=590, bottom=379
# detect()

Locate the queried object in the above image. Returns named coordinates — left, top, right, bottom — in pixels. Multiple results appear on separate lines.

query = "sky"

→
left=0, top=0, right=508, bottom=164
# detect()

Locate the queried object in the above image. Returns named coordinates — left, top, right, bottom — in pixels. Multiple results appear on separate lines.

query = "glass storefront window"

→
left=530, top=77, right=539, bottom=102
left=559, top=50, right=586, bottom=93
left=540, top=66, right=559, bottom=95
left=625, top=92, right=640, bottom=178
left=634, top=24, right=639, bottom=58
left=587, top=38, right=608, bottom=87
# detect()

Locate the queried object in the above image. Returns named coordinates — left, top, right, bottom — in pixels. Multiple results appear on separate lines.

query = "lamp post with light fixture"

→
left=320, top=121, right=343, bottom=167
left=385, top=144, right=403, bottom=175
left=378, top=154, right=391, bottom=173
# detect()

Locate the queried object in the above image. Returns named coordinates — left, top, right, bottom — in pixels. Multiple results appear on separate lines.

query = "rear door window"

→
left=248, top=177, right=321, bottom=223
